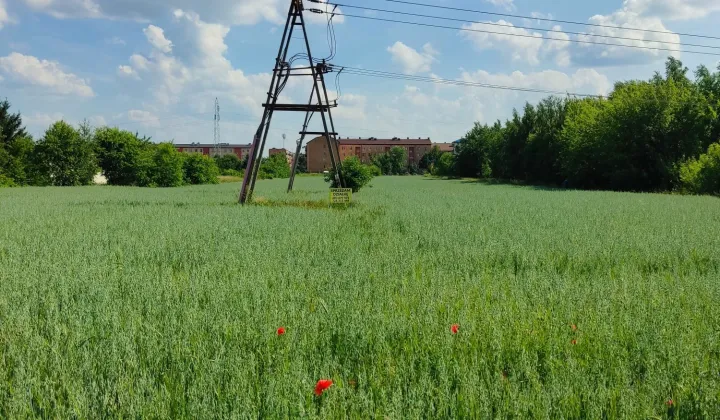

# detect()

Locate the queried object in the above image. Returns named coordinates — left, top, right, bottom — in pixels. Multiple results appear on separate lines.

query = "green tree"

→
left=214, top=154, right=244, bottom=174
left=32, top=121, right=97, bottom=186
left=294, top=153, right=307, bottom=173
left=372, top=146, right=408, bottom=175
left=0, top=136, right=35, bottom=185
left=0, top=100, right=34, bottom=186
left=183, top=153, right=220, bottom=185
left=148, top=143, right=185, bottom=187
left=325, top=156, right=374, bottom=192
left=95, top=127, right=153, bottom=186
left=388, top=146, right=408, bottom=175
left=0, top=99, right=28, bottom=146
left=432, top=152, right=455, bottom=177
left=259, top=153, right=290, bottom=179
left=561, top=71, right=712, bottom=191
left=407, top=162, right=421, bottom=175
left=679, top=142, right=720, bottom=195
left=419, top=145, right=444, bottom=171
left=372, top=152, right=392, bottom=175
left=523, top=97, right=568, bottom=184
left=456, top=123, right=501, bottom=178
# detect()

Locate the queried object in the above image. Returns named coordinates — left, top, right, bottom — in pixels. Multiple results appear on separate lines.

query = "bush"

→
left=679, top=142, right=720, bottom=195
left=407, top=162, right=421, bottom=175
left=368, top=165, right=382, bottom=177
left=294, top=153, right=307, bottom=173
left=183, top=153, right=220, bottom=185
left=260, top=153, right=290, bottom=179
left=214, top=154, right=245, bottom=172
left=420, top=145, right=443, bottom=171
left=432, top=153, right=455, bottom=177
left=95, top=127, right=152, bottom=186
left=325, top=156, right=374, bottom=192
left=221, top=169, right=244, bottom=177
left=0, top=174, right=16, bottom=187
left=372, top=146, right=408, bottom=175
left=32, top=121, right=97, bottom=186
left=148, top=143, right=185, bottom=187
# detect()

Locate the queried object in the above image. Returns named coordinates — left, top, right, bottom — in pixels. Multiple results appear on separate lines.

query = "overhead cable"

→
left=327, top=13, right=720, bottom=57
left=328, top=2, right=720, bottom=50
left=365, top=0, right=720, bottom=41
left=333, top=65, right=603, bottom=97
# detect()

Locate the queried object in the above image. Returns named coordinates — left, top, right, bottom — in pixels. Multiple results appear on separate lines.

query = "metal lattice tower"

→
left=213, top=98, right=220, bottom=156
left=239, top=0, right=344, bottom=204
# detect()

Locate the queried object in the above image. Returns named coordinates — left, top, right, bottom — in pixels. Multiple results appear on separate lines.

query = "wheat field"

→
left=1, top=177, right=719, bottom=418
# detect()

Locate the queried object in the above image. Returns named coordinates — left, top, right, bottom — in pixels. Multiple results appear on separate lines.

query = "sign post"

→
left=329, top=188, right=352, bottom=207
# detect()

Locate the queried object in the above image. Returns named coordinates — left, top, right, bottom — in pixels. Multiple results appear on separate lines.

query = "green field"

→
left=1, top=177, right=719, bottom=418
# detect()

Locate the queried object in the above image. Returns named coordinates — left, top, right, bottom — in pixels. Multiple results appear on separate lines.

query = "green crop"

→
left=0, top=177, right=719, bottom=418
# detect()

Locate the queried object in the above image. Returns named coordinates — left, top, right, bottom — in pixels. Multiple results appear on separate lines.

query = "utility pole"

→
left=213, top=98, right=220, bottom=157
left=239, top=0, right=344, bottom=204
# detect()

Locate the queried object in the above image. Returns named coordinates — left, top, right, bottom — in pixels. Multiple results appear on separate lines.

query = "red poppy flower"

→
left=277, top=327, right=286, bottom=336
left=314, top=379, right=333, bottom=396
left=571, top=324, right=577, bottom=332
left=450, top=324, right=459, bottom=334
left=666, top=399, right=674, bottom=407
left=571, top=339, right=577, bottom=345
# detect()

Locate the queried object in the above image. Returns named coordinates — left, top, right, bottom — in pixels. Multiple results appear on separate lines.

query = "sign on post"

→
left=329, top=188, right=352, bottom=206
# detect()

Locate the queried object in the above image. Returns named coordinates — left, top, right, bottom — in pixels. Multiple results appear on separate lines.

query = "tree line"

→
left=0, top=103, right=300, bottom=188
left=443, top=58, right=720, bottom=196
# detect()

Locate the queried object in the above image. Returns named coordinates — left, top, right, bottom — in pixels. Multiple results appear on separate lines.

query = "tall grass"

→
left=0, top=178, right=719, bottom=418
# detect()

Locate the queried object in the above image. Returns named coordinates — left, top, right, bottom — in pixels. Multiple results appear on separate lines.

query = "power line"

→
left=334, top=65, right=603, bottom=97
left=330, top=12, right=720, bottom=57
left=359, top=0, right=720, bottom=41
left=328, top=2, right=720, bottom=50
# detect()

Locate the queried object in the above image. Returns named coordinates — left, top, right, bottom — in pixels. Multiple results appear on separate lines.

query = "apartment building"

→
left=306, top=136, right=432, bottom=173
left=175, top=143, right=252, bottom=160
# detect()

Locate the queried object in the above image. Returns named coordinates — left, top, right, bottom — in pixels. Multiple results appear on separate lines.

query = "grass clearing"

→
left=1, top=177, right=719, bottom=418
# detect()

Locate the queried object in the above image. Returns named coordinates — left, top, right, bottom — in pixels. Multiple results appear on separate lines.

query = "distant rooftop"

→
left=331, top=137, right=432, bottom=145
left=434, top=143, right=455, bottom=152
left=174, top=143, right=252, bottom=147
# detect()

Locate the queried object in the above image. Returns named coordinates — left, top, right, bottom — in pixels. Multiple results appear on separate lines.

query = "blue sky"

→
left=1, top=0, right=720, bottom=151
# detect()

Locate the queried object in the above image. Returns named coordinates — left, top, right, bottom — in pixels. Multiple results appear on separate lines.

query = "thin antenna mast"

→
left=213, top=98, right=220, bottom=156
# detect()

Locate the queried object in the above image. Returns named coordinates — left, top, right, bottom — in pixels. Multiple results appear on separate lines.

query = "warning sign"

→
left=329, top=188, right=352, bottom=205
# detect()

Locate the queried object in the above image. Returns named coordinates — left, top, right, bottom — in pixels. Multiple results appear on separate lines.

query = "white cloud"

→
left=387, top=41, right=437, bottom=75
left=23, top=0, right=103, bottom=19
left=461, top=68, right=612, bottom=96
left=143, top=25, right=173, bottom=53
left=25, top=112, right=65, bottom=127
left=117, top=65, right=139, bottom=79
left=21, top=0, right=333, bottom=26
left=106, top=36, right=126, bottom=46
left=129, top=54, right=149, bottom=71
left=120, top=9, right=273, bottom=112
left=23, top=112, right=67, bottom=135
left=484, top=0, right=515, bottom=11
left=0, top=0, right=11, bottom=29
left=0, top=53, right=94, bottom=97
left=624, top=0, right=720, bottom=21
left=544, top=26, right=571, bottom=67
left=127, top=110, right=160, bottom=127
left=88, top=115, right=107, bottom=126
left=530, top=12, right=554, bottom=20
left=332, top=94, right=367, bottom=121
left=461, top=10, right=681, bottom=67
left=461, top=21, right=545, bottom=65
left=576, top=9, right=680, bottom=64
